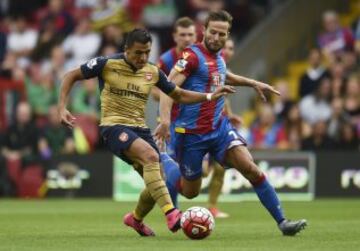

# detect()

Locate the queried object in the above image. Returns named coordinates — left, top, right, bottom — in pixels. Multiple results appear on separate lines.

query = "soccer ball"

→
left=180, top=206, right=215, bottom=240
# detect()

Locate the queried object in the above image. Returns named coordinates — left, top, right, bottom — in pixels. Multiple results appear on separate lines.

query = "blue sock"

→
left=160, top=153, right=181, bottom=208
left=252, top=176, right=285, bottom=224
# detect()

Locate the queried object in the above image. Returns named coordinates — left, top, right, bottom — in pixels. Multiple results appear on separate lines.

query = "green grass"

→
left=0, top=199, right=359, bottom=251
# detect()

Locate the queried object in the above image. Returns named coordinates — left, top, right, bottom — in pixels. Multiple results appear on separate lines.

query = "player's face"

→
left=125, top=42, right=152, bottom=69
left=204, top=21, right=229, bottom=53
left=173, top=26, right=197, bottom=51
left=223, top=39, right=234, bottom=62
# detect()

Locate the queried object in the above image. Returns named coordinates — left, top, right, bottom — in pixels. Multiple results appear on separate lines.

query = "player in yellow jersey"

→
left=58, top=29, right=235, bottom=236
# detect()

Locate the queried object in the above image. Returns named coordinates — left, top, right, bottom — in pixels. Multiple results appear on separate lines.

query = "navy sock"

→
left=252, top=175, right=285, bottom=224
left=161, top=153, right=181, bottom=208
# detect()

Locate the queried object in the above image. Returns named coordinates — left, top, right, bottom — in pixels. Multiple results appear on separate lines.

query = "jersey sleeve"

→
left=173, top=48, right=198, bottom=77
left=80, top=56, right=108, bottom=79
left=155, top=69, right=176, bottom=95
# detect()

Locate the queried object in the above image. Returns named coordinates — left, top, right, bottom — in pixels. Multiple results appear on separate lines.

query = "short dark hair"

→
left=125, top=29, right=152, bottom=48
left=205, top=10, right=233, bottom=31
left=173, top=17, right=195, bottom=33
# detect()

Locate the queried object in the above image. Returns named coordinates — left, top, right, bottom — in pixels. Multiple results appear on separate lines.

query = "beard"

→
left=204, top=39, right=223, bottom=53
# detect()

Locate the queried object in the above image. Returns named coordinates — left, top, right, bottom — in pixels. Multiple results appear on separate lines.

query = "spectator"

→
left=283, top=103, right=312, bottom=151
left=343, top=75, right=360, bottom=126
left=41, top=0, right=75, bottom=37
left=38, top=105, right=75, bottom=158
left=298, top=48, right=329, bottom=98
left=299, top=78, right=332, bottom=125
left=41, top=45, right=67, bottom=83
left=301, top=120, right=336, bottom=151
left=71, top=78, right=100, bottom=120
left=272, top=80, right=293, bottom=120
left=327, top=97, right=350, bottom=140
left=341, top=49, right=358, bottom=76
left=97, top=24, right=124, bottom=54
left=248, top=103, right=287, bottom=149
left=1, top=102, right=40, bottom=170
left=317, top=10, right=354, bottom=62
left=31, top=16, right=63, bottom=62
left=7, top=16, right=38, bottom=68
left=62, top=17, right=101, bottom=69
left=25, top=67, right=59, bottom=126
left=336, top=122, right=359, bottom=151
left=329, top=62, right=346, bottom=99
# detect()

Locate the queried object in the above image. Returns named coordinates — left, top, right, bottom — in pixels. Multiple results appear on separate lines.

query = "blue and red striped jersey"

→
left=173, top=43, right=227, bottom=134
left=158, top=47, right=181, bottom=122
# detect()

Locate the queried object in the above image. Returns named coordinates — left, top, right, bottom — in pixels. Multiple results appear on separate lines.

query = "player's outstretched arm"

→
left=226, top=71, right=280, bottom=101
left=58, top=68, right=85, bottom=128
left=169, top=85, right=235, bottom=104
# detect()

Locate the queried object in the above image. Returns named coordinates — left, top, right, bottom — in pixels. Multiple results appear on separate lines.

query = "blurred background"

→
left=0, top=0, right=359, bottom=200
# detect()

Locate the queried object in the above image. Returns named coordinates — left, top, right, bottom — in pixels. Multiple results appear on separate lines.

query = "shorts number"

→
left=228, top=130, right=238, bottom=140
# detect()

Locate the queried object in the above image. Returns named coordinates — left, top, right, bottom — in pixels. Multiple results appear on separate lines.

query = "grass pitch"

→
left=0, top=199, right=359, bottom=251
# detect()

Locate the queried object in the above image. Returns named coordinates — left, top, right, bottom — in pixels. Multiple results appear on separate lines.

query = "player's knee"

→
left=142, top=148, right=159, bottom=164
left=182, top=190, right=199, bottom=199
left=241, top=162, right=262, bottom=182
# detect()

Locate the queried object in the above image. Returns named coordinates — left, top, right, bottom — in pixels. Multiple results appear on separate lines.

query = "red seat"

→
left=18, top=165, right=44, bottom=198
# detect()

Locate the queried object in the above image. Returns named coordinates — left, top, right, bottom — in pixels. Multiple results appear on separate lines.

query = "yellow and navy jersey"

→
left=80, top=53, right=176, bottom=128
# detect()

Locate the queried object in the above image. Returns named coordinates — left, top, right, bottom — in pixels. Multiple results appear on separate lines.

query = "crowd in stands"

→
left=0, top=1, right=358, bottom=197
left=0, top=0, right=273, bottom=196
left=243, top=10, right=359, bottom=152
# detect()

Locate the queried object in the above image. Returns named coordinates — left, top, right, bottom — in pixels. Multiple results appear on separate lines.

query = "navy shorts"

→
left=100, top=125, right=159, bottom=165
left=172, top=117, right=247, bottom=180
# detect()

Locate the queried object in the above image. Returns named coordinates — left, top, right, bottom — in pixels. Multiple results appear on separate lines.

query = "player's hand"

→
left=252, top=81, right=280, bottom=102
left=154, top=122, right=170, bottom=146
left=211, top=85, right=236, bottom=100
left=58, top=107, right=76, bottom=129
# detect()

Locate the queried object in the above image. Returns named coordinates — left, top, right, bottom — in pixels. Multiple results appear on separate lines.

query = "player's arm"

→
left=157, top=69, right=234, bottom=105
left=58, top=68, right=85, bottom=128
left=158, top=49, right=197, bottom=128
left=58, top=57, right=106, bottom=128
left=226, top=71, right=280, bottom=101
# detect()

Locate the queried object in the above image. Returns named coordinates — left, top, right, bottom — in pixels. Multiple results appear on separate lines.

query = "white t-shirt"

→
left=62, top=32, right=101, bottom=68
left=299, top=95, right=332, bottom=124
left=7, top=29, right=38, bottom=52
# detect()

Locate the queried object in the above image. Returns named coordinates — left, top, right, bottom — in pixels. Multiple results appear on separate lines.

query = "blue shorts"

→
left=172, top=118, right=246, bottom=180
left=100, top=125, right=159, bottom=165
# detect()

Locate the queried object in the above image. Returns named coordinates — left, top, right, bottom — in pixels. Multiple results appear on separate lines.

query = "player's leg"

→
left=160, top=152, right=181, bottom=207
left=207, top=161, right=229, bottom=218
left=101, top=126, right=181, bottom=234
left=163, top=132, right=207, bottom=201
left=131, top=163, right=156, bottom=220
left=224, top=145, right=306, bottom=235
left=161, top=151, right=203, bottom=200
left=213, top=118, right=306, bottom=235
left=124, top=135, right=181, bottom=232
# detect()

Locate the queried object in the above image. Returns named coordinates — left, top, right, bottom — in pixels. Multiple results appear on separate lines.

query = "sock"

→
left=161, top=153, right=181, bottom=208
left=133, top=188, right=156, bottom=221
left=252, top=174, right=285, bottom=224
left=143, top=162, right=174, bottom=214
left=208, top=162, right=225, bottom=208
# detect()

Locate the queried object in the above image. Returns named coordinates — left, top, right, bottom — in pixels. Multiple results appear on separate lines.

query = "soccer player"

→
left=205, top=37, right=242, bottom=218
left=58, top=28, right=234, bottom=236
left=156, top=11, right=307, bottom=236
left=154, top=18, right=234, bottom=217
